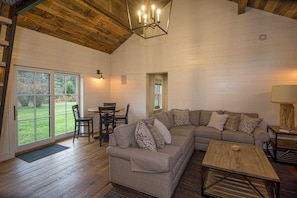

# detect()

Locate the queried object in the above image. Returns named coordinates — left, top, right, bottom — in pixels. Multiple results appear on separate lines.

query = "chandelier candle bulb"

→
left=144, top=14, right=147, bottom=25
left=156, top=9, right=160, bottom=22
left=138, top=11, right=141, bottom=23
left=151, top=4, right=155, bottom=19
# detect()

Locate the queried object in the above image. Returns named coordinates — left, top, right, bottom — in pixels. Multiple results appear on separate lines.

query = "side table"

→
left=267, top=125, right=297, bottom=166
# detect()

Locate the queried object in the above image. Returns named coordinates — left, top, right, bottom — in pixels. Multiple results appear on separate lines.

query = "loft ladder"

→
left=0, top=2, right=17, bottom=137
left=0, top=0, right=46, bottom=137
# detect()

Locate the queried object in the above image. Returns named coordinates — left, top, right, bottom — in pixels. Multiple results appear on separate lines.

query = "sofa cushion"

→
left=114, top=122, right=138, bottom=148
left=154, top=119, right=172, bottom=144
left=224, top=115, right=240, bottom=131
left=172, top=109, right=191, bottom=126
left=222, top=130, right=254, bottom=145
left=135, top=120, right=157, bottom=152
left=158, top=145, right=183, bottom=168
left=154, top=111, right=172, bottom=129
left=207, top=112, right=229, bottom=131
left=200, top=110, right=223, bottom=126
left=171, top=135, right=193, bottom=154
left=147, top=123, right=165, bottom=149
left=238, top=114, right=263, bottom=135
left=195, top=126, right=221, bottom=140
left=170, top=125, right=195, bottom=137
left=189, top=110, right=200, bottom=126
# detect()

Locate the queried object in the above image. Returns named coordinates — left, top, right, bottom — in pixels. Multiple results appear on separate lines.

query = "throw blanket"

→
left=130, top=149, right=171, bottom=173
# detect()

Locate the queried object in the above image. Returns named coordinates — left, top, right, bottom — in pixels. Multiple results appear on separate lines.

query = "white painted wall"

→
left=0, top=27, right=111, bottom=161
left=110, top=0, right=297, bottom=126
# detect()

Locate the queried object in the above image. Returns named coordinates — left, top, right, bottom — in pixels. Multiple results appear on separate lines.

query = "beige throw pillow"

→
left=172, top=109, right=191, bottom=126
left=238, top=114, right=263, bottom=135
left=135, top=120, right=157, bottom=151
left=207, top=112, right=229, bottom=131
left=224, top=116, right=240, bottom=131
left=147, top=123, right=165, bottom=149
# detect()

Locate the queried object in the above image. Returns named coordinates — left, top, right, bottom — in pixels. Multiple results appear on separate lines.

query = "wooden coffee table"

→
left=201, top=140, right=280, bottom=198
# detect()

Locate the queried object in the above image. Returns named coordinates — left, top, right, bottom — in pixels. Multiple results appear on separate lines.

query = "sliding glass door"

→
left=15, top=67, right=79, bottom=152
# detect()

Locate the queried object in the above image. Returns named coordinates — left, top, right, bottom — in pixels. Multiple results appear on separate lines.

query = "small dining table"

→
left=88, top=106, right=124, bottom=141
left=87, top=106, right=124, bottom=113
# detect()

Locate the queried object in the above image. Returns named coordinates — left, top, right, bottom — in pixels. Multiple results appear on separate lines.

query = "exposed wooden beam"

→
left=238, top=0, right=248, bottom=14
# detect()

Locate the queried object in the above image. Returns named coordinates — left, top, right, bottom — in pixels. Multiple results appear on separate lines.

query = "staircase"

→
left=0, top=2, right=17, bottom=137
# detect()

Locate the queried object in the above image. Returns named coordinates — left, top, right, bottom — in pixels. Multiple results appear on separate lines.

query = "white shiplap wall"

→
left=110, top=0, right=297, bottom=126
left=0, top=27, right=111, bottom=161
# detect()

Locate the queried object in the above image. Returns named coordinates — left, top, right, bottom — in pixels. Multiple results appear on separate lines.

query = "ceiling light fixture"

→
left=97, top=70, right=104, bottom=80
left=126, top=0, right=173, bottom=39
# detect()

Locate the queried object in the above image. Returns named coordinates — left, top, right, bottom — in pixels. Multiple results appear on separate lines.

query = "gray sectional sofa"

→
left=106, top=109, right=270, bottom=198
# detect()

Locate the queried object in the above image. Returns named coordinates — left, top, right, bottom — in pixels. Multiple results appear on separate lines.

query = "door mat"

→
left=17, top=144, right=70, bottom=163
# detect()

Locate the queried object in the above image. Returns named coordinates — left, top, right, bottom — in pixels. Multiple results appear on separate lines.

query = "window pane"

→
left=55, top=115, right=66, bottom=135
left=18, top=120, right=35, bottom=145
left=36, top=118, right=50, bottom=141
left=36, top=96, right=50, bottom=118
left=17, top=98, right=34, bottom=120
left=17, top=71, right=34, bottom=95
left=54, top=74, right=65, bottom=95
left=36, top=72, right=50, bottom=95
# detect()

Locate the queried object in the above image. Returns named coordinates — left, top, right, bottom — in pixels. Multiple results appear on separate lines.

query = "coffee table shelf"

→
left=203, top=169, right=270, bottom=198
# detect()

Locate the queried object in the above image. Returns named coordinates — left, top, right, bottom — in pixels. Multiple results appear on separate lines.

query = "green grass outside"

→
left=18, top=102, right=76, bottom=145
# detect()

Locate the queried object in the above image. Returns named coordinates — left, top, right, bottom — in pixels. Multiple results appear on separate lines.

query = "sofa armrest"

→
left=253, top=127, right=270, bottom=142
left=106, top=146, right=136, bottom=161
left=130, top=149, right=172, bottom=173
left=109, top=133, right=117, bottom=147
left=106, top=146, right=172, bottom=173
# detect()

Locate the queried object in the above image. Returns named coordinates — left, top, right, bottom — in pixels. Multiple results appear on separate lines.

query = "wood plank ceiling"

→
left=11, top=0, right=297, bottom=54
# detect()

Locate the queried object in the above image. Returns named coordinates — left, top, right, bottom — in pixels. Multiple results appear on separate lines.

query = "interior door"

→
left=15, top=67, right=54, bottom=152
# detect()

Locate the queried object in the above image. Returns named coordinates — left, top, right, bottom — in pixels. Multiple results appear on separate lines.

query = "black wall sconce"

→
left=97, top=70, right=104, bottom=80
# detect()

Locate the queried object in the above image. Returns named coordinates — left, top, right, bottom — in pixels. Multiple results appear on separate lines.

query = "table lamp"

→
left=271, top=85, right=297, bottom=132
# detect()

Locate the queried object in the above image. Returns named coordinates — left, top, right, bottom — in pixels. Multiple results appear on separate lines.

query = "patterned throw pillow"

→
left=207, top=112, right=229, bottom=131
left=172, top=109, right=191, bottom=126
left=238, top=114, right=263, bottom=135
left=147, top=123, right=165, bottom=149
left=135, top=120, right=157, bottom=151
left=154, top=119, right=172, bottom=144
left=224, top=116, right=240, bottom=131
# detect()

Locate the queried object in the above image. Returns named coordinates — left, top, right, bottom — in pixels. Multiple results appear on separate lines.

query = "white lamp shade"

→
left=271, top=85, right=297, bottom=104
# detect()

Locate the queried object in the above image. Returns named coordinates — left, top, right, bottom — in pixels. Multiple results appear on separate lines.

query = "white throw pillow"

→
left=154, top=119, right=172, bottom=144
left=135, top=120, right=157, bottom=151
left=207, top=112, right=229, bottom=131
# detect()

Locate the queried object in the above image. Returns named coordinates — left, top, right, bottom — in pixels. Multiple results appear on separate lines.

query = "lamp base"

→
left=280, top=104, right=295, bottom=132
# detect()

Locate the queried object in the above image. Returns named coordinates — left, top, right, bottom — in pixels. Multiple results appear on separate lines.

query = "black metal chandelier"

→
left=126, top=0, right=173, bottom=39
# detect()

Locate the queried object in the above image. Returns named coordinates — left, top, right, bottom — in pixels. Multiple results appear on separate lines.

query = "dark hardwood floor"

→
left=0, top=137, right=296, bottom=198
left=0, top=136, right=113, bottom=198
